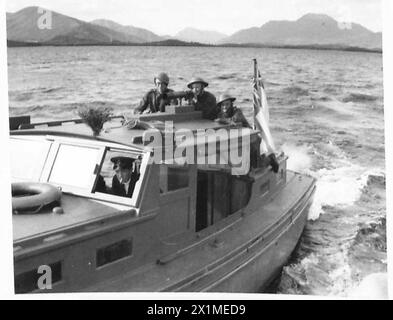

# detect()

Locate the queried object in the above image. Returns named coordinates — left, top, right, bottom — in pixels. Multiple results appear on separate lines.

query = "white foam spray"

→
left=281, top=143, right=312, bottom=173
left=308, top=164, right=369, bottom=220
left=281, top=143, right=382, bottom=221
left=348, top=273, right=388, bottom=299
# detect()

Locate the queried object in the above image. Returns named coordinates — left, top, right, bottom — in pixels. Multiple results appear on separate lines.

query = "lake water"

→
left=7, top=46, right=386, bottom=297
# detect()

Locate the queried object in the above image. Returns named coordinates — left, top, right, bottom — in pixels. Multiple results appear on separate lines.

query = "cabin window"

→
left=48, top=144, right=101, bottom=189
left=96, top=238, right=133, bottom=268
left=10, top=137, right=52, bottom=181
left=93, top=149, right=142, bottom=199
left=14, top=261, right=62, bottom=294
left=159, top=165, right=189, bottom=193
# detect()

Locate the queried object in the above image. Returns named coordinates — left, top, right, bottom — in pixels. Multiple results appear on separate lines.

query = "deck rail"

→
left=11, top=115, right=125, bottom=130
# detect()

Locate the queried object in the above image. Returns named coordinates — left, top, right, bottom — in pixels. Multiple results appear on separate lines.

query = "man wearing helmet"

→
left=215, top=93, right=251, bottom=128
left=134, top=72, right=178, bottom=114
left=215, top=93, right=279, bottom=172
left=186, top=77, right=218, bottom=120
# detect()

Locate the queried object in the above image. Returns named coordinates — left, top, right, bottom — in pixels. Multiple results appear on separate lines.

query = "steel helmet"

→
left=154, top=72, right=170, bottom=85
left=187, top=77, right=209, bottom=89
left=217, top=93, right=236, bottom=106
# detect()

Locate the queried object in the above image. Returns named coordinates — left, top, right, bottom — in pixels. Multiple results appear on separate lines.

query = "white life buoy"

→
left=12, top=182, right=62, bottom=214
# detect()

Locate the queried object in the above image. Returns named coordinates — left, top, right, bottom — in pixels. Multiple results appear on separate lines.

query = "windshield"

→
left=10, top=136, right=146, bottom=206
left=10, top=137, right=52, bottom=182
left=48, top=144, right=102, bottom=190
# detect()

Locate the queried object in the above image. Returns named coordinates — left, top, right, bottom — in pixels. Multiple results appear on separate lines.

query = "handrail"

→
left=17, top=115, right=125, bottom=130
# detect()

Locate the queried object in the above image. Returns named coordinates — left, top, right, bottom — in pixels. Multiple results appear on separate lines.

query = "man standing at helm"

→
left=134, top=72, right=178, bottom=114
left=186, top=77, right=218, bottom=120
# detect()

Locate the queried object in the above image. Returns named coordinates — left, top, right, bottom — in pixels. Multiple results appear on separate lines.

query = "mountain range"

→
left=6, top=6, right=382, bottom=51
left=220, top=13, right=382, bottom=49
left=6, top=7, right=146, bottom=44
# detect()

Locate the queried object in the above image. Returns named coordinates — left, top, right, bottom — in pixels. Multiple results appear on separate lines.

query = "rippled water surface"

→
left=7, top=46, right=386, bottom=297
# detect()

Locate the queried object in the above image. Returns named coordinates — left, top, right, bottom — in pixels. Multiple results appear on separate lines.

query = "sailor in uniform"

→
left=110, top=156, right=140, bottom=198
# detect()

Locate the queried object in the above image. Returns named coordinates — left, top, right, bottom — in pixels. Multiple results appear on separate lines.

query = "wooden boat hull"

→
left=201, top=188, right=313, bottom=293
left=166, top=173, right=315, bottom=293
left=87, top=170, right=316, bottom=293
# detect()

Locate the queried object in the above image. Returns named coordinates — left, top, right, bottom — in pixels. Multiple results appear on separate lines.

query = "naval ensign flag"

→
left=252, top=59, right=276, bottom=155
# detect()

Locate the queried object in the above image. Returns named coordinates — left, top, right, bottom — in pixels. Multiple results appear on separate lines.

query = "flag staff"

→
left=252, top=58, right=279, bottom=172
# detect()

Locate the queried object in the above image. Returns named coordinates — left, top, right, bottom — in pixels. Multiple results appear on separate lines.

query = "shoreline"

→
left=7, top=40, right=382, bottom=54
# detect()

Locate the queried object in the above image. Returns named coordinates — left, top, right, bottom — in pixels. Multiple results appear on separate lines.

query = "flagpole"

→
left=253, top=58, right=258, bottom=94
left=251, top=58, right=279, bottom=172
left=252, top=58, right=258, bottom=131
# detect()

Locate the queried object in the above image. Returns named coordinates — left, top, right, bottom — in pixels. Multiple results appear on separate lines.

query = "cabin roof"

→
left=11, top=107, right=259, bottom=150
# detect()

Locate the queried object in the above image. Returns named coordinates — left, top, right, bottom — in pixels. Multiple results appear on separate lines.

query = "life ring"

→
left=12, top=182, right=62, bottom=213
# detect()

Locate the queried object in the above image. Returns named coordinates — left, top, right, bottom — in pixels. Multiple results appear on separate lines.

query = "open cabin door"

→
left=195, top=169, right=251, bottom=232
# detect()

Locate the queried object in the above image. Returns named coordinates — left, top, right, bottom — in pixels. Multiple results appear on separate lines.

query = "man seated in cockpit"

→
left=110, top=156, right=140, bottom=198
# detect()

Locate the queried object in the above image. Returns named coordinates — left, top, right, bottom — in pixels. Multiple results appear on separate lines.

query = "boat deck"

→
left=13, top=194, right=131, bottom=243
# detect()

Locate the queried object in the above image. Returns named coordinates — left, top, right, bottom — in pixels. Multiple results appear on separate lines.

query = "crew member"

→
left=186, top=77, right=218, bottom=120
left=110, top=156, right=140, bottom=198
left=134, top=72, right=178, bottom=114
left=215, top=93, right=251, bottom=128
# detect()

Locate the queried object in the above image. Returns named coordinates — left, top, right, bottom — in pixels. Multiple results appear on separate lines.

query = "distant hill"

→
left=6, top=6, right=143, bottom=44
left=174, top=27, right=227, bottom=44
left=220, top=13, right=382, bottom=50
left=91, top=19, right=163, bottom=42
left=46, top=23, right=143, bottom=45
left=7, top=6, right=81, bottom=42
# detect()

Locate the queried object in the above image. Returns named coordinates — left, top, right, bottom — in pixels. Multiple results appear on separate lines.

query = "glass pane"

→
left=94, top=150, right=141, bottom=199
left=96, top=239, right=133, bottom=267
left=49, top=144, right=100, bottom=189
left=10, top=138, right=51, bottom=181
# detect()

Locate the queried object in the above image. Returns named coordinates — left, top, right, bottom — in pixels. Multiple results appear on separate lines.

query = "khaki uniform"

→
left=134, top=88, right=178, bottom=114
left=188, top=90, right=218, bottom=120
left=217, top=106, right=251, bottom=128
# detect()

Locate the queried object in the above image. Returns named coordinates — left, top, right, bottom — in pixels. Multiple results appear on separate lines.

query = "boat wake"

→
left=277, top=142, right=387, bottom=297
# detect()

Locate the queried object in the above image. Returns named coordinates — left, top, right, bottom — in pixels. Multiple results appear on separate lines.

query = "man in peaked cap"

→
left=110, top=156, right=140, bottom=198
left=216, top=93, right=251, bottom=128
left=186, top=77, right=218, bottom=120
left=134, top=72, right=178, bottom=114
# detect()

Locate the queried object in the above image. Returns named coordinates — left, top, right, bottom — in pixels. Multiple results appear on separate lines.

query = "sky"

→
left=5, top=0, right=383, bottom=37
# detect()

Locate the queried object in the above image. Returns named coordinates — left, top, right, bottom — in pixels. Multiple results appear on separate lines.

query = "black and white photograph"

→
left=0, top=0, right=391, bottom=299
